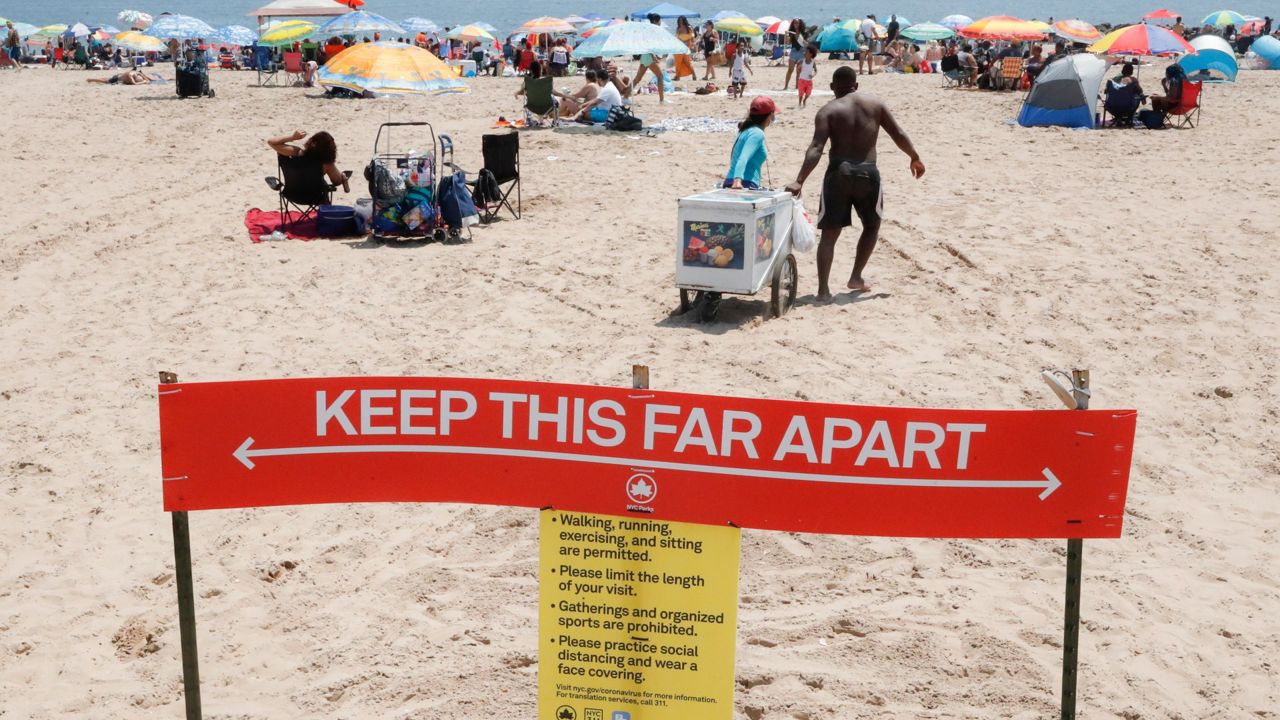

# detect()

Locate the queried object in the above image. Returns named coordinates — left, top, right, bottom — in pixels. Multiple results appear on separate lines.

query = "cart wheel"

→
left=679, top=289, right=694, bottom=314
left=699, top=291, right=721, bottom=323
left=432, top=228, right=446, bottom=243
left=770, top=253, right=798, bottom=318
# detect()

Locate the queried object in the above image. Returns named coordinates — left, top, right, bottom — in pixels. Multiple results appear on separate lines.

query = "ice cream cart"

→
left=675, top=188, right=797, bottom=322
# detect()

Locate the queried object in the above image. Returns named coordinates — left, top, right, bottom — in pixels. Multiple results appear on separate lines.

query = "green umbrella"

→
left=901, top=22, right=955, bottom=41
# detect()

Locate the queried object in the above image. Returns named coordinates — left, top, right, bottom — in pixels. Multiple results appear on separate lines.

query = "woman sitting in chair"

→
left=267, top=130, right=350, bottom=194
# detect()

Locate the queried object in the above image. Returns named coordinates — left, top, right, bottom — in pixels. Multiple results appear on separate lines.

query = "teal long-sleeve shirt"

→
left=725, top=126, right=767, bottom=186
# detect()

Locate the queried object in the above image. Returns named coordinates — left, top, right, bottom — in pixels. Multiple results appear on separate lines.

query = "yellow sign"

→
left=539, top=510, right=741, bottom=720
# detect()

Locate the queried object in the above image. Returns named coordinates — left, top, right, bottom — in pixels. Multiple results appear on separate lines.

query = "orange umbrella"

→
left=960, top=15, right=1048, bottom=41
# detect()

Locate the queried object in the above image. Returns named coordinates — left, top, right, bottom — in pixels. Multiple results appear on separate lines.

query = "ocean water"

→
left=2, top=0, right=1269, bottom=33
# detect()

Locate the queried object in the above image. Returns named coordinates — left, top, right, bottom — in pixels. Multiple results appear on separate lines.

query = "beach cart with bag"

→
left=364, top=121, right=461, bottom=243
left=675, top=188, right=798, bottom=322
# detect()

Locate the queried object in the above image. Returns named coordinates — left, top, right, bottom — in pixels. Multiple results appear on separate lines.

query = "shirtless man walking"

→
left=786, top=66, right=924, bottom=302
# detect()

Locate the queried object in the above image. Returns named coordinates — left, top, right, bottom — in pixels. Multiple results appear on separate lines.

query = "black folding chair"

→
left=467, top=132, right=521, bottom=223
left=264, top=155, right=350, bottom=230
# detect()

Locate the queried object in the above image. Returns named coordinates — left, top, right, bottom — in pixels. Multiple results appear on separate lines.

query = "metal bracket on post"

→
left=161, top=371, right=203, bottom=720
left=632, top=364, right=650, bottom=390
left=1060, top=369, right=1089, bottom=720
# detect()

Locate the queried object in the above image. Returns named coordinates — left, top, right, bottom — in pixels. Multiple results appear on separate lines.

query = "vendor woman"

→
left=724, top=96, right=776, bottom=189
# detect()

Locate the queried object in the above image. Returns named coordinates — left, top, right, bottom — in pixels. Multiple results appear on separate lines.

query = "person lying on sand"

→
left=86, top=69, right=157, bottom=85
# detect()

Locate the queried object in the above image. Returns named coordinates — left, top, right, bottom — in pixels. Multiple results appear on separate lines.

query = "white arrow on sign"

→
left=231, top=438, right=1063, bottom=500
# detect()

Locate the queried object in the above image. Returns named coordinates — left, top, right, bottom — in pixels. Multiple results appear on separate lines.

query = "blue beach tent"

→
left=1179, top=34, right=1237, bottom=82
left=1017, top=54, right=1107, bottom=129
left=1247, top=35, right=1280, bottom=69
left=629, top=3, right=701, bottom=19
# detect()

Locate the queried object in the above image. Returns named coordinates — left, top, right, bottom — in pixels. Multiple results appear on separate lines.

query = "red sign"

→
left=158, top=377, right=1137, bottom=539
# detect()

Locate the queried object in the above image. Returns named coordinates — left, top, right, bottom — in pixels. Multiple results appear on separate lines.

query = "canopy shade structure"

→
left=318, top=41, right=469, bottom=95
left=1178, top=34, right=1238, bottom=81
left=629, top=3, right=700, bottom=19
left=1017, top=53, right=1107, bottom=128
left=249, top=0, right=352, bottom=18
left=574, top=20, right=690, bottom=57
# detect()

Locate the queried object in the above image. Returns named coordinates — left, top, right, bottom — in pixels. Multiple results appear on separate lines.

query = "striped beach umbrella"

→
left=939, top=14, right=974, bottom=30
left=756, top=16, right=783, bottom=27
left=960, top=16, right=1047, bottom=40
left=317, top=11, right=405, bottom=36
left=901, top=22, right=955, bottom=41
left=715, top=16, right=764, bottom=36
left=573, top=21, right=690, bottom=57
left=401, top=18, right=439, bottom=34
left=318, top=41, right=468, bottom=95
left=1201, top=10, right=1246, bottom=27
left=1052, top=19, right=1102, bottom=43
left=12, top=22, right=39, bottom=39
left=1088, top=23, right=1194, bottom=55
left=145, top=14, right=216, bottom=40
left=29, top=24, right=68, bottom=42
left=117, top=10, right=152, bottom=29
left=114, top=30, right=166, bottom=52
left=520, top=17, right=576, bottom=34
left=580, top=19, right=626, bottom=38
left=446, top=24, right=495, bottom=42
left=260, top=21, right=318, bottom=46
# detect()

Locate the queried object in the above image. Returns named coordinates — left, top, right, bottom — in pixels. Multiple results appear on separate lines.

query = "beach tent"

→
left=629, top=3, right=701, bottom=20
left=1017, top=53, right=1107, bottom=129
left=249, top=0, right=351, bottom=19
left=1179, top=34, right=1237, bottom=81
left=815, top=20, right=860, bottom=52
left=1246, top=35, right=1280, bottom=69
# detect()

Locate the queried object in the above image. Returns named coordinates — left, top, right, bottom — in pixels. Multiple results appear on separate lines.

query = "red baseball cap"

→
left=750, top=96, right=778, bottom=116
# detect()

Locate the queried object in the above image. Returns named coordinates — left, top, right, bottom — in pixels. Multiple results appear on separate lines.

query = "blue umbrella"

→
left=318, top=10, right=405, bottom=36
left=401, top=17, right=440, bottom=33
left=629, top=3, right=701, bottom=20
left=816, top=21, right=860, bottom=52
left=574, top=20, right=691, bottom=56
left=145, top=14, right=216, bottom=40
left=212, top=25, right=257, bottom=46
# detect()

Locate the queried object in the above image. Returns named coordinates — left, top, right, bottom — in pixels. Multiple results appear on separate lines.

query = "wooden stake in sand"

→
left=1060, top=369, right=1090, bottom=720
left=160, top=370, right=203, bottom=720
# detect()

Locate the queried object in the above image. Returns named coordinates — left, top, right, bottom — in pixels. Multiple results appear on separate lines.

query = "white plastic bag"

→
left=791, top=198, right=816, bottom=253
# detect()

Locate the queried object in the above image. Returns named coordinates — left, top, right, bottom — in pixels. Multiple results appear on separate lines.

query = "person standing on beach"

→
left=5, top=22, right=23, bottom=66
left=785, top=66, right=924, bottom=302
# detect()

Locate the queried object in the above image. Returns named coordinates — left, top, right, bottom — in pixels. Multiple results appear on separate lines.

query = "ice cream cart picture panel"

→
left=756, top=212, right=776, bottom=261
left=683, top=221, right=745, bottom=270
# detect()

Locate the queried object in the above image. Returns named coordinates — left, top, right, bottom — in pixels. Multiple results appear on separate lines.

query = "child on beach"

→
left=729, top=47, right=752, bottom=98
left=797, top=46, right=817, bottom=107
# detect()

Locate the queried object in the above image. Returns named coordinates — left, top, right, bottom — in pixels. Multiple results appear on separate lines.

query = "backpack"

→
left=607, top=105, right=643, bottom=131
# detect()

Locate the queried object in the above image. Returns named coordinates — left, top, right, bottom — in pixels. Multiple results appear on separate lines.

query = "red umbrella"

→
left=1239, top=20, right=1265, bottom=35
left=1142, top=8, right=1179, bottom=22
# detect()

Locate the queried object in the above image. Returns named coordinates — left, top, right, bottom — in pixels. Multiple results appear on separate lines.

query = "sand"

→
left=0, top=59, right=1278, bottom=718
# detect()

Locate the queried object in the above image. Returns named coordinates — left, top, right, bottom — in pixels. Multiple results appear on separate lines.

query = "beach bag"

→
left=791, top=199, right=816, bottom=253
left=1136, top=109, right=1166, bottom=129
left=365, top=159, right=406, bottom=204
left=437, top=170, right=479, bottom=228
left=607, top=105, right=643, bottom=131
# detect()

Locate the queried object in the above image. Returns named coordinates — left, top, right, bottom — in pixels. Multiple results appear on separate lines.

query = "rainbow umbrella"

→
left=715, top=16, right=764, bottom=36
left=520, top=17, right=576, bottom=34
left=316, top=10, right=405, bottom=36
left=1201, top=10, right=1246, bottom=27
left=1052, top=19, right=1102, bottom=43
left=901, top=22, right=955, bottom=41
left=318, top=41, right=468, bottom=95
left=1089, top=23, right=1193, bottom=55
left=573, top=21, right=690, bottom=57
left=446, top=24, right=495, bottom=42
left=114, top=30, right=166, bottom=52
left=960, top=16, right=1047, bottom=41
left=260, top=21, right=318, bottom=46
left=939, top=14, right=974, bottom=30
left=144, top=14, right=216, bottom=40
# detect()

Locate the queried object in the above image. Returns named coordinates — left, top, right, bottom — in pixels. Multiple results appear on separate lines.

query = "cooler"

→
left=675, top=189, right=793, bottom=295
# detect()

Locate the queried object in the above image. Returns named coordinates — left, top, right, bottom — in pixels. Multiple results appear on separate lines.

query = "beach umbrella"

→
left=960, top=16, right=1047, bottom=41
left=260, top=21, right=318, bottom=46
left=579, top=18, right=626, bottom=38
left=446, top=24, right=495, bottom=42
left=901, top=22, right=955, bottom=41
left=715, top=16, right=764, bottom=36
left=1142, top=8, right=1179, bottom=22
left=118, top=9, right=152, bottom=29
left=12, top=22, right=39, bottom=39
left=628, top=3, right=701, bottom=20
left=761, top=20, right=786, bottom=34
left=316, top=10, right=405, bottom=36
left=63, top=23, right=91, bottom=39
left=1179, top=34, right=1238, bottom=81
left=1238, top=19, right=1265, bottom=35
left=29, top=24, right=68, bottom=42
left=520, top=17, right=576, bottom=34
left=114, top=30, right=166, bottom=52
left=469, top=21, right=499, bottom=32
left=318, top=41, right=468, bottom=95
left=1089, top=23, right=1193, bottom=55
left=564, top=15, right=593, bottom=25
left=573, top=20, right=690, bottom=57
left=211, top=25, right=258, bottom=46
left=401, top=18, right=439, bottom=34
left=939, top=14, right=973, bottom=30
left=97, top=24, right=121, bottom=34
left=1052, top=19, right=1102, bottom=43
left=815, top=20, right=860, bottom=52
left=145, top=14, right=216, bottom=40
left=756, top=15, right=783, bottom=27
left=1201, top=10, right=1246, bottom=27
left=711, top=11, right=749, bottom=22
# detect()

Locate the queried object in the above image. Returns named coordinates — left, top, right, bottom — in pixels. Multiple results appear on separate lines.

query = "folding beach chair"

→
left=264, top=155, right=350, bottom=230
left=465, top=132, right=521, bottom=223
left=998, top=57, right=1025, bottom=91
left=768, top=44, right=785, bottom=66
left=282, top=51, right=304, bottom=86
left=0, top=52, right=15, bottom=70
left=253, top=45, right=277, bottom=85
left=1102, top=80, right=1143, bottom=128
left=522, top=76, right=560, bottom=127
left=1165, top=80, right=1202, bottom=128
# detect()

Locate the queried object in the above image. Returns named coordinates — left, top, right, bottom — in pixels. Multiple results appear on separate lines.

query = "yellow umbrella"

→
left=520, top=16, right=575, bottom=34
left=446, top=24, right=495, bottom=42
left=115, top=30, right=166, bottom=52
left=959, top=15, right=1048, bottom=41
left=318, top=41, right=469, bottom=95
left=715, top=17, right=764, bottom=36
left=29, top=24, right=68, bottom=42
left=260, top=20, right=317, bottom=46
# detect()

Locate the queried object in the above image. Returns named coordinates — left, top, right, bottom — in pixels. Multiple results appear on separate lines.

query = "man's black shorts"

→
left=816, top=160, right=882, bottom=229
